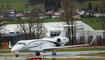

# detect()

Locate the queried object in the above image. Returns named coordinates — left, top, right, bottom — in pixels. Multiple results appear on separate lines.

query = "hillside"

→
left=0, top=0, right=101, bottom=11
left=0, top=0, right=44, bottom=11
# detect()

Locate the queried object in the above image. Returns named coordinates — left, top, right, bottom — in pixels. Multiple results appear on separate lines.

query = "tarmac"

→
left=0, top=51, right=105, bottom=60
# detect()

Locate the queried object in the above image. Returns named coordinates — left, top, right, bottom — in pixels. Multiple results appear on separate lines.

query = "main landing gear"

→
left=16, top=54, right=19, bottom=57
left=52, top=49, right=56, bottom=55
left=35, top=52, right=40, bottom=56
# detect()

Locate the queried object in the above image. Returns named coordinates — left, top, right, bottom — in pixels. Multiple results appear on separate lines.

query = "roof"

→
left=0, top=21, right=97, bottom=35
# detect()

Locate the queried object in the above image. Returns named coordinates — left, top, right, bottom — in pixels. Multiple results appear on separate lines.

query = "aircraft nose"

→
left=11, top=47, right=16, bottom=51
left=11, top=46, right=17, bottom=51
left=11, top=45, right=24, bottom=51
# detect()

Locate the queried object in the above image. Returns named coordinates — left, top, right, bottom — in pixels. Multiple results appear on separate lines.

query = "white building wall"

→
left=1, top=21, right=104, bottom=44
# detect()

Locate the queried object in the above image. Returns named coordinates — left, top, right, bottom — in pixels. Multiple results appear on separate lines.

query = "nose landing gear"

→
left=12, top=51, right=19, bottom=57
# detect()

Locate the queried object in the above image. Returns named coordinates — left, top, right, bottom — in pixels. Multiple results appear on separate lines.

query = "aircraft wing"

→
left=43, top=44, right=90, bottom=49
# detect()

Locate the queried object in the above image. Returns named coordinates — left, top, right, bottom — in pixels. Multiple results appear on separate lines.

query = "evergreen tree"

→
left=44, top=0, right=61, bottom=11
left=88, top=2, right=92, bottom=10
left=28, top=0, right=44, bottom=5
left=28, top=0, right=61, bottom=11
left=76, top=0, right=85, bottom=3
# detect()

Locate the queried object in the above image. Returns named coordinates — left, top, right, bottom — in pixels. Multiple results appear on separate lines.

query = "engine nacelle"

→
left=57, top=38, right=61, bottom=43
left=56, top=37, right=69, bottom=46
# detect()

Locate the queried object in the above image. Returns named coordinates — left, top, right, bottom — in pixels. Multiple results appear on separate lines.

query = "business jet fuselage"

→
left=11, top=37, right=69, bottom=57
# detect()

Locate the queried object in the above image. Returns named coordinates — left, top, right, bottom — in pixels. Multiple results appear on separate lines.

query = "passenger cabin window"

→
left=16, top=42, right=25, bottom=45
left=50, top=30, right=61, bottom=38
left=10, top=32, right=15, bottom=34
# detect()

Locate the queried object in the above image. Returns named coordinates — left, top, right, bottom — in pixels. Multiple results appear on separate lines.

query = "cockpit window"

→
left=16, top=42, right=26, bottom=45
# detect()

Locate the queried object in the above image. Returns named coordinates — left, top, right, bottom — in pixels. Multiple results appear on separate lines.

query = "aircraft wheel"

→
left=16, top=54, right=19, bottom=57
left=52, top=52, right=56, bottom=55
left=35, top=52, right=40, bottom=56
left=52, top=49, right=56, bottom=55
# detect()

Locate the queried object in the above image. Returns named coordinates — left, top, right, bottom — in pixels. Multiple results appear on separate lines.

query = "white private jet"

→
left=11, top=25, right=93, bottom=57
left=11, top=25, right=69, bottom=57
left=11, top=36, right=69, bottom=57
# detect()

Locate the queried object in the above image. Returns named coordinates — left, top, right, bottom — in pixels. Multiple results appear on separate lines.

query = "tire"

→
left=16, top=54, right=19, bottom=57
left=52, top=52, right=56, bottom=55
left=52, top=49, right=56, bottom=55
left=35, top=52, right=40, bottom=56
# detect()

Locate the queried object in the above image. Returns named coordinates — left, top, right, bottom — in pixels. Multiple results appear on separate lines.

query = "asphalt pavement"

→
left=0, top=51, right=105, bottom=60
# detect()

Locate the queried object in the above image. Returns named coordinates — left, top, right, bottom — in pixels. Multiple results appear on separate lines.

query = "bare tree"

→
left=62, top=0, right=76, bottom=45
left=17, top=10, right=45, bottom=40
left=0, top=14, right=7, bottom=48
